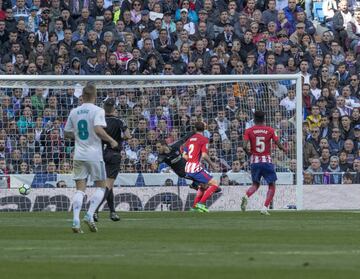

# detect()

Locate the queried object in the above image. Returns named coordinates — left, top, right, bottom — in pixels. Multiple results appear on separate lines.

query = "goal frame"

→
left=0, top=74, right=303, bottom=209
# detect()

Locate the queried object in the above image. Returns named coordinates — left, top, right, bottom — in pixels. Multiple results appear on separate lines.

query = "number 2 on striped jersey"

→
left=188, top=144, right=194, bottom=159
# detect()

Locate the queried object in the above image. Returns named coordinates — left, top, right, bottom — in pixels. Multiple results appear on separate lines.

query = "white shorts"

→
left=73, top=160, right=106, bottom=182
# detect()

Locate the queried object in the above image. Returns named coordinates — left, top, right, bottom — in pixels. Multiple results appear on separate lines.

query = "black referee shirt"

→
left=103, top=115, right=127, bottom=151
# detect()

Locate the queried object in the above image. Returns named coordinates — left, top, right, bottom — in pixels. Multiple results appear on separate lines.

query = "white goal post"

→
left=0, top=74, right=304, bottom=211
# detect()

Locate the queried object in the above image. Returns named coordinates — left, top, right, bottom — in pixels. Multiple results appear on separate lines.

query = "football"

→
left=18, top=184, right=31, bottom=196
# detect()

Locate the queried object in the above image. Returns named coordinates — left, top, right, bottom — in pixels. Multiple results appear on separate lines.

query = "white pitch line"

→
left=24, top=254, right=126, bottom=259
left=64, top=218, right=148, bottom=221
left=61, top=254, right=126, bottom=258
left=257, top=250, right=360, bottom=256
left=3, top=247, right=37, bottom=251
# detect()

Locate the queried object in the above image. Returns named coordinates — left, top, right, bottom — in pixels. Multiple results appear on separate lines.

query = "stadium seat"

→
left=313, top=2, right=325, bottom=23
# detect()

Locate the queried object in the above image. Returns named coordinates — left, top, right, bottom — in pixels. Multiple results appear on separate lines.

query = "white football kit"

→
left=64, top=103, right=107, bottom=181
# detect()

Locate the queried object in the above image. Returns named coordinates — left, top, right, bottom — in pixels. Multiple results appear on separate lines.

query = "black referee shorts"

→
left=103, top=149, right=121, bottom=179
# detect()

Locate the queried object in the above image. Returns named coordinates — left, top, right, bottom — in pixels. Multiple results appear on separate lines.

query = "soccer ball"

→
left=19, top=184, right=31, bottom=196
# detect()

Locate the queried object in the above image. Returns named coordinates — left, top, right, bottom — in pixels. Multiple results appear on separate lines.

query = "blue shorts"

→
left=186, top=169, right=213, bottom=184
left=251, top=163, right=277, bottom=184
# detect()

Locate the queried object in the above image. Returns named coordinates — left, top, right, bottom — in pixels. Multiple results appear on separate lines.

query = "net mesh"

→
left=1, top=77, right=297, bottom=176
left=0, top=76, right=301, bottom=211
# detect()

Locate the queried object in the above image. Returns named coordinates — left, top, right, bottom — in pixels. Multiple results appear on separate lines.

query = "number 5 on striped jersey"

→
left=255, top=137, right=265, bottom=153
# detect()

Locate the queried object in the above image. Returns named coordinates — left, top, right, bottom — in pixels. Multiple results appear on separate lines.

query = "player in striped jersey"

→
left=183, top=122, right=220, bottom=212
left=241, top=111, right=286, bottom=215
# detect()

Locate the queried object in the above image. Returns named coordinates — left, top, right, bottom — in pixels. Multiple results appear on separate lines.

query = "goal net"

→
left=0, top=75, right=305, bottom=212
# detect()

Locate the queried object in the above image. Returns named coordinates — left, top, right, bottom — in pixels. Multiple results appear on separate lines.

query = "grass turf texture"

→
left=0, top=211, right=360, bottom=279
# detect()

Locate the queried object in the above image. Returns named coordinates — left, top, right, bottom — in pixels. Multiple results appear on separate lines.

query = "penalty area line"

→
left=257, top=250, right=360, bottom=256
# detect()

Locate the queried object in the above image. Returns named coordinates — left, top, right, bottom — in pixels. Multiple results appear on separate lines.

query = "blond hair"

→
left=82, top=83, right=97, bottom=102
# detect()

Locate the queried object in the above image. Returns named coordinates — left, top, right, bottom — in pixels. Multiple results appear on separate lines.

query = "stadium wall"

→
left=7, top=173, right=294, bottom=188
left=0, top=174, right=359, bottom=211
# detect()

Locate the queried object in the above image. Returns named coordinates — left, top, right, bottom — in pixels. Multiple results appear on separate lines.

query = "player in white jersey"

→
left=64, top=84, right=118, bottom=233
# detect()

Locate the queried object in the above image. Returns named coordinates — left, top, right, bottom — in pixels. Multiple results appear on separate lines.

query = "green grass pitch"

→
left=0, top=211, right=360, bottom=279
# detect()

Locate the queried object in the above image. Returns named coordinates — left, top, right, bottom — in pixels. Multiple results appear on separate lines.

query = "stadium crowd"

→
left=0, top=0, right=359, bottom=185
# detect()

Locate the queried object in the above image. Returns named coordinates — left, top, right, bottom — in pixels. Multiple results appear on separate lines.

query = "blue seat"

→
left=313, top=2, right=325, bottom=23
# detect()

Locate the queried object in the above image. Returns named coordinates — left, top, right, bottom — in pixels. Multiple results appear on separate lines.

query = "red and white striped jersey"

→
left=184, top=133, right=208, bottom=173
left=250, top=155, right=273, bottom=164
left=184, top=162, right=202, bottom=173
left=244, top=125, right=279, bottom=164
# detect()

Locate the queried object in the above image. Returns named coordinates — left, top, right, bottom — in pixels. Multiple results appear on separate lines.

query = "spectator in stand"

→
left=306, top=158, right=324, bottom=184
left=306, top=105, right=322, bottom=129
left=59, top=88, right=78, bottom=114
left=303, top=171, right=314, bottom=184
left=325, top=155, right=342, bottom=184
left=276, top=10, right=292, bottom=36
left=0, top=157, right=10, bottom=188
left=43, top=128, right=64, bottom=166
left=310, top=75, right=322, bottom=100
left=307, top=125, right=321, bottom=153
left=347, top=7, right=360, bottom=53
left=283, top=0, right=303, bottom=28
left=149, top=106, right=171, bottom=130
left=303, top=137, right=319, bottom=168
left=339, top=150, right=352, bottom=171
left=319, top=137, right=330, bottom=150
left=342, top=171, right=354, bottom=183
left=168, top=49, right=186, bottom=74
left=341, top=85, right=359, bottom=108
left=320, top=147, right=331, bottom=170
left=302, top=83, right=314, bottom=116
left=66, top=56, right=85, bottom=75
left=329, top=127, right=345, bottom=155
left=336, top=96, right=353, bottom=116
left=331, top=40, right=345, bottom=67
left=343, top=138, right=357, bottom=164
left=226, top=159, right=243, bottom=174
left=340, top=115, right=354, bottom=140
left=17, top=106, right=35, bottom=134
left=354, top=124, right=360, bottom=150
left=353, top=158, right=360, bottom=182
left=333, top=0, right=352, bottom=48
left=9, top=149, right=22, bottom=173
left=220, top=173, right=239, bottom=186
left=262, top=0, right=277, bottom=26
left=348, top=74, right=360, bottom=96
left=45, top=160, right=57, bottom=174
left=19, top=160, right=31, bottom=174
left=154, top=28, right=176, bottom=63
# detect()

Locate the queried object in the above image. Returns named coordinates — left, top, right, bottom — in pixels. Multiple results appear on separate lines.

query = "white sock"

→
left=73, top=190, right=85, bottom=224
left=87, top=188, right=106, bottom=220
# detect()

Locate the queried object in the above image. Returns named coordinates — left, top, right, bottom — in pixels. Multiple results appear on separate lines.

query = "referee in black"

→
left=94, top=98, right=131, bottom=222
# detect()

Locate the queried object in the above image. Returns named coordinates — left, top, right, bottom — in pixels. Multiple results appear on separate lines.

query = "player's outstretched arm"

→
left=180, top=131, right=196, bottom=143
left=170, top=131, right=195, bottom=151
left=94, top=126, right=118, bottom=149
